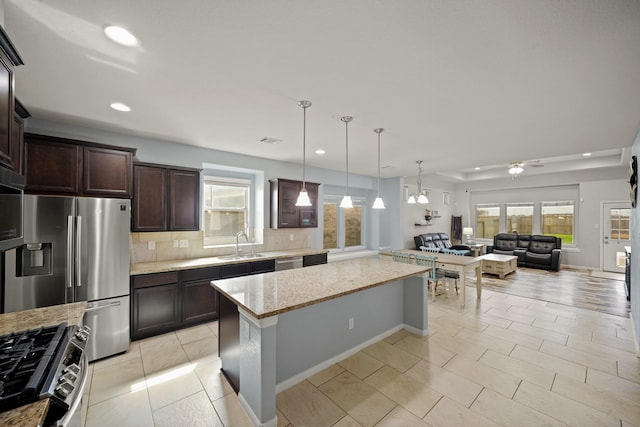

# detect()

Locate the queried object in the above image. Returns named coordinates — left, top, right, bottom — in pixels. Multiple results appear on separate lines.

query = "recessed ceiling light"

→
left=110, top=102, right=131, bottom=112
left=315, top=149, right=326, bottom=155
left=104, top=25, right=138, bottom=46
left=583, top=152, right=592, bottom=157
left=474, top=167, right=481, bottom=170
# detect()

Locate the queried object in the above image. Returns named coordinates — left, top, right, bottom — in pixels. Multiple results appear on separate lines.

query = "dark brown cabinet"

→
left=270, top=178, right=319, bottom=228
left=303, top=252, right=328, bottom=267
left=24, top=134, right=135, bottom=197
left=0, top=27, right=23, bottom=171
left=8, top=100, right=29, bottom=175
left=132, top=163, right=200, bottom=232
left=182, top=267, right=220, bottom=325
left=131, top=272, right=181, bottom=340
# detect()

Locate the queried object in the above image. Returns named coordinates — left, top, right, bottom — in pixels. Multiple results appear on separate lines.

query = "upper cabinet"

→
left=24, top=134, right=136, bottom=197
left=132, top=162, right=200, bottom=232
left=270, top=178, right=319, bottom=228
left=9, top=99, right=30, bottom=175
left=0, top=26, right=24, bottom=171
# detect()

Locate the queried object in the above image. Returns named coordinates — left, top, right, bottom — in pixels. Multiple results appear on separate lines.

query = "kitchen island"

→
left=211, top=257, right=430, bottom=427
left=0, top=302, right=86, bottom=427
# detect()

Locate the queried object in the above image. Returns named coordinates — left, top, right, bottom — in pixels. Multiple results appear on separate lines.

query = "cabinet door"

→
left=132, top=283, right=181, bottom=340
left=303, top=252, right=327, bottom=267
left=275, top=180, right=300, bottom=228
left=168, top=169, right=200, bottom=230
left=83, top=146, right=132, bottom=197
left=300, top=182, right=319, bottom=227
left=25, top=138, right=81, bottom=194
left=0, top=51, right=14, bottom=169
left=249, top=259, right=276, bottom=275
left=9, top=112, right=23, bottom=174
left=132, top=165, right=167, bottom=231
left=183, top=280, right=218, bottom=324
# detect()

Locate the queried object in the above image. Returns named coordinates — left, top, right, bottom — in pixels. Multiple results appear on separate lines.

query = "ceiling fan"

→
left=508, top=160, right=543, bottom=178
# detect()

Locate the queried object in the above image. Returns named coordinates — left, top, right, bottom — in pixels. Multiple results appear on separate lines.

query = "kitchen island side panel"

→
left=275, top=279, right=405, bottom=385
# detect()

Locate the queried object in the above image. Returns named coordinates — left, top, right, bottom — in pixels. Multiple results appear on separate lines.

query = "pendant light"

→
left=372, top=128, right=385, bottom=209
left=340, top=116, right=353, bottom=208
left=295, top=100, right=312, bottom=207
left=407, top=160, right=430, bottom=204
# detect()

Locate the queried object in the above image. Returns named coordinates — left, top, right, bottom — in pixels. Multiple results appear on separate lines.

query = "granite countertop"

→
left=0, top=302, right=87, bottom=427
left=130, top=248, right=329, bottom=275
left=211, top=257, right=429, bottom=319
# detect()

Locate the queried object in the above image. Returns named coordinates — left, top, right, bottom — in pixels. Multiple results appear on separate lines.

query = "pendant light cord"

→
left=302, top=105, right=307, bottom=190
left=345, top=120, right=349, bottom=195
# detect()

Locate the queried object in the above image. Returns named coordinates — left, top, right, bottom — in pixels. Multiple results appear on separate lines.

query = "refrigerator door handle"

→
left=76, top=215, right=82, bottom=288
left=67, top=216, right=74, bottom=288
left=85, top=300, right=121, bottom=312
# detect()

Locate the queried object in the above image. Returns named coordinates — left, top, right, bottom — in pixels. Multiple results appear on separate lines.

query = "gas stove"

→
left=0, top=322, right=90, bottom=426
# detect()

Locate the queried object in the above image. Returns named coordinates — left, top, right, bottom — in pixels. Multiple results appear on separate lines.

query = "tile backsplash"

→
left=130, top=228, right=312, bottom=264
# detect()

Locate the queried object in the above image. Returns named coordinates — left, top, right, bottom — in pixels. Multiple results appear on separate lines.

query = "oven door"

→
left=51, top=351, right=88, bottom=427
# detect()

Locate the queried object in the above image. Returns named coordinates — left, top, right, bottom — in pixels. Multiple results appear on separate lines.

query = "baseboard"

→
left=630, top=312, right=640, bottom=357
left=238, top=392, right=277, bottom=427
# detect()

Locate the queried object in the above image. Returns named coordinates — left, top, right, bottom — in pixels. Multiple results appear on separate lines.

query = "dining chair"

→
left=441, top=249, right=468, bottom=295
left=391, top=251, right=412, bottom=264
left=415, top=254, right=446, bottom=301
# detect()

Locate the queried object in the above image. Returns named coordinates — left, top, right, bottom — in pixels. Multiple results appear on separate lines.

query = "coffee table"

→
left=481, top=254, right=517, bottom=278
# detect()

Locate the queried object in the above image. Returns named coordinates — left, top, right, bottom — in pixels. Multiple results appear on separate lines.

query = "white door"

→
left=602, top=202, right=631, bottom=273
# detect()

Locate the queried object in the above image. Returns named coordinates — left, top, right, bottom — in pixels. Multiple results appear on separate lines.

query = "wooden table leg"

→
left=460, top=268, right=466, bottom=308
left=475, top=265, right=482, bottom=298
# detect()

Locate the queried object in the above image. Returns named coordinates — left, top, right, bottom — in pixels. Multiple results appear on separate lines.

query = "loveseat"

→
left=413, top=233, right=471, bottom=255
left=486, top=233, right=562, bottom=271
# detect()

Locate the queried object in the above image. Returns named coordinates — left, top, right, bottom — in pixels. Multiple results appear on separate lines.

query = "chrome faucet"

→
left=235, top=231, right=248, bottom=256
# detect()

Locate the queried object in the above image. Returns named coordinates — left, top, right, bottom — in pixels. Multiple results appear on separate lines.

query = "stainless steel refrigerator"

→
left=3, top=195, right=130, bottom=362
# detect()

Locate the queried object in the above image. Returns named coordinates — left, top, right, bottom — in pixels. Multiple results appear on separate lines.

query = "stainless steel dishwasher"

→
left=275, top=256, right=303, bottom=270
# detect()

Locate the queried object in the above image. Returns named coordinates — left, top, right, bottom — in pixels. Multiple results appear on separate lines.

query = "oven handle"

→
left=55, top=351, right=89, bottom=427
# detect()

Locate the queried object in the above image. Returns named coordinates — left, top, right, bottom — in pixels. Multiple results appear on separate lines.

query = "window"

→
left=506, top=203, right=533, bottom=235
left=323, top=196, right=366, bottom=250
left=203, top=177, right=250, bottom=246
left=475, top=204, right=500, bottom=239
left=609, top=208, right=630, bottom=240
left=541, top=201, right=574, bottom=244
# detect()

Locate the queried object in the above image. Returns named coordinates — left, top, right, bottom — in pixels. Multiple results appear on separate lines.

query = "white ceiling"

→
left=4, top=0, right=640, bottom=181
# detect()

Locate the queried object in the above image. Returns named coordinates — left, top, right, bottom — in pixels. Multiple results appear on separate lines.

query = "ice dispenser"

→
left=16, top=243, right=52, bottom=276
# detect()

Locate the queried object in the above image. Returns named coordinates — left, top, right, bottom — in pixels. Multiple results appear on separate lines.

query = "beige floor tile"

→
left=375, top=405, right=431, bottom=426
left=212, top=392, right=253, bottom=427
left=88, top=357, right=146, bottom=405
left=276, top=380, right=345, bottom=427
left=618, top=360, right=640, bottom=385
left=508, top=321, right=569, bottom=345
left=591, top=331, right=638, bottom=354
left=318, top=371, right=397, bottom=427
left=332, top=415, right=364, bottom=427
left=91, top=341, right=141, bottom=372
left=514, top=380, right=620, bottom=427
left=507, top=304, right=559, bottom=322
left=337, top=351, right=384, bottom=379
left=485, top=307, right=536, bottom=325
left=405, top=359, right=483, bottom=407
left=362, top=340, right=420, bottom=372
left=276, top=408, right=291, bottom=427
left=383, top=328, right=414, bottom=344
left=454, top=327, right=515, bottom=355
left=465, top=311, right=513, bottom=329
left=525, top=302, right=578, bottom=319
left=587, top=368, right=640, bottom=401
left=146, top=365, right=204, bottom=410
left=427, top=317, right=464, bottom=336
left=307, top=363, right=345, bottom=387
left=138, top=331, right=179, bottom=350
left=207, top=321, right=219, bottom=335
left=427, top=331, right=488, bottom=361
left=364, top=365, right=442, bottom=418
left=182, top=336, right=219, bottom=362
left=532, top=318, right=593, bottom=341
left=86, top=388, right=154, bottom=427
left=140, top=338, right=189, bottom=375
left=153, top=390, right=223, bottom=427
left=176, top=324, right=217, bottom=345
left=510, top=345, right=586, bottom=381
left=443, top=355, right=521, bottom=398
left=423, top=396, right=501, bottom=427
left=194, top=358, right=234, bottom=401
left=478, top=349, right=555, bottom=389
left=395, top=335, right=455, bottom=367
left=540, top=340, right=617, bottom=375
left=471, top=387, right=566, bottom=426
left=483, top=324, right=543, bottom=350
left=553, top=374, right=640, bottom=425
left=440, top=312, right=489, bottom=332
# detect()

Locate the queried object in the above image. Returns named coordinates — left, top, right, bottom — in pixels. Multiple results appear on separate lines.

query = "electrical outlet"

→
left=348, top=317, right=354, bottom=330
left=290, top=234, right=294, bottom=241
left=173, top=240, right=179, bottom=248
left=179, top=239, right=189, bottom=248
left=147, top=241, right=156, bottom=250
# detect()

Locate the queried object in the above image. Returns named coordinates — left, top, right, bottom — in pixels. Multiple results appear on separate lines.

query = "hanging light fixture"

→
left=372, top=128, right=385, bottom=209
left=340, top=116, right=353, bottom=208
left=295, top=100, right=312, bottom=207
left=407, top=160, right=430, bottom=204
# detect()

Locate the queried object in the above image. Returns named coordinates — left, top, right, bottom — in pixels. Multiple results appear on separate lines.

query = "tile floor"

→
left=83, top=286, right=640, bottom=427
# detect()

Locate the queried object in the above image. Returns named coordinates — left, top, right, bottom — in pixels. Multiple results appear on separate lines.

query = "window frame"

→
left=506, top=202, right=534, bottom=235
left=202, top=176, right=252, bottom=247
left=323, top=194, right=367, bottom=252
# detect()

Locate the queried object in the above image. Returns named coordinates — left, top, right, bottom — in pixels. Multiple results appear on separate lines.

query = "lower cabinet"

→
left=303, top=253, right=327, bottom=267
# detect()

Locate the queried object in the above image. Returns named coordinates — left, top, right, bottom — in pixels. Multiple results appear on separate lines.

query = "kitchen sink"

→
left=218, top=253, right=264, bottom=260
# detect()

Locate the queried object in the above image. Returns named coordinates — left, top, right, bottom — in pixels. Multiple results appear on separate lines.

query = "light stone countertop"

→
left=0, top=302, right=87, bottom=426
left=130, top=248, right=329, bottom=275
left=211, top=257, right=430, bottom=319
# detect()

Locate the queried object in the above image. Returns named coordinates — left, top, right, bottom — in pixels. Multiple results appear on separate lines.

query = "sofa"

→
left=486, top=233, right=562, bottom=271
left=413, top=233, right=471, bottom=255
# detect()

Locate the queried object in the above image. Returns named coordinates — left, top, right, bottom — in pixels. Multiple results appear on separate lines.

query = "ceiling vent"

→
left=260, top=137, right=282, bottom=145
